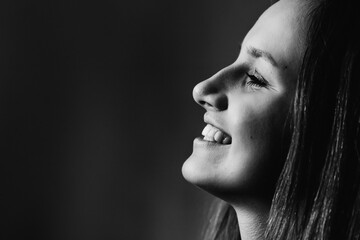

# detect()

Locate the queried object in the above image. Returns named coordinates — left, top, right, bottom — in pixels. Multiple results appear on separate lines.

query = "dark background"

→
left=1, top=0, right=268, bottom=239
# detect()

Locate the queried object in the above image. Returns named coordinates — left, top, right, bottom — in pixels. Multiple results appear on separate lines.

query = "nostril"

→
left=199, top=100, right=208, bottom=106
left=198, top=95, right=227, bottom=111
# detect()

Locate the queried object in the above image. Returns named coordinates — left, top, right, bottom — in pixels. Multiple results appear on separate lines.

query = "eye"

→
left=245, top=70, right=270, bottom=90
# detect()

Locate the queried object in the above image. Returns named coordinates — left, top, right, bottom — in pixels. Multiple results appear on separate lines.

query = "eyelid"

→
left=247, top=69, right=274, bottom=90
left=232, top=48, right=276, bottom=91
left=253, top=70, right=268, bottom=83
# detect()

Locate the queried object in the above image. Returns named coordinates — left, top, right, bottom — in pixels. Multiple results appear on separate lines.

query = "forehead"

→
left=242, top=0, right=307, bottom=70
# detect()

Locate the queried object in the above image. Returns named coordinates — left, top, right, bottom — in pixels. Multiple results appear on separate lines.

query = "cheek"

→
left=230, top=94, right=287, bottom=148
left=224, top=95, right=291, bottom=192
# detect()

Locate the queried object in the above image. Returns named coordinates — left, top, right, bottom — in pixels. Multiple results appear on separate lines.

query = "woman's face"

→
left=182, top=0, right=308, bottom=202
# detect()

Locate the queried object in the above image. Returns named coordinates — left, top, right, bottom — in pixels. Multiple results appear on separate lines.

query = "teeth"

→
left=214, top=131, right=223, bottom=143
left=201, top=124, right=231, bottom=144
left=203, top=135, right=213, bottom=141
left=222, top=136, right=232, bottom=144
left=201, top=124, right=211, bottom=136
left=207, top=127, right=218, bottom=139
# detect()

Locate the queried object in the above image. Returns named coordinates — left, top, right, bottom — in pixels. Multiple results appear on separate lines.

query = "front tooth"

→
left=202, top=124, right=212, bottom=136
left=203, top=135, right=214, bottom=141
left=207, top=127, right=217, bottom=139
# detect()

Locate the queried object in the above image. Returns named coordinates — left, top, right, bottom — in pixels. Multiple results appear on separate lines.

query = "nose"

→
left=192, top=70, right=228, bottom=111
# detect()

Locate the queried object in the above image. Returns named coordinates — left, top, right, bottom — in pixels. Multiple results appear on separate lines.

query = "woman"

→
left=182, top=0, right=360, bottom=239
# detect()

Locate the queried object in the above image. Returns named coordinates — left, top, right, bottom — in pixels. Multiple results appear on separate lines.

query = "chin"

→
left=182, top=151, right=249, bottom=201
left=182, top=139, right=280, bottom=203
left=181, top=153, right=211, bottom=187
left=182, top=136, right=232, bottom=188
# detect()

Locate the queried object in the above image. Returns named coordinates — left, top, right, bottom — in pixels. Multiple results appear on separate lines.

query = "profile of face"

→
left=182, top=0, right=309, bottom=203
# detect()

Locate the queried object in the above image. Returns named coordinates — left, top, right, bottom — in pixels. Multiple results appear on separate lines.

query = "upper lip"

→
left=203, top=113, right=231, bottom=137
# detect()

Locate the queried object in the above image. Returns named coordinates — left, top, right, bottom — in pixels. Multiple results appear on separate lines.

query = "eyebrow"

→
left=246, top=46, right=278, bottom=67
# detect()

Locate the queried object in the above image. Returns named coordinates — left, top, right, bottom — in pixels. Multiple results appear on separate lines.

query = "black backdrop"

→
left=1, top=0, right=268, bottom=239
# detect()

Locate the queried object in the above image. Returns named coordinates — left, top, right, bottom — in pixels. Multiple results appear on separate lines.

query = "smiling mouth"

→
left=201, top=124, right=232, bottom=145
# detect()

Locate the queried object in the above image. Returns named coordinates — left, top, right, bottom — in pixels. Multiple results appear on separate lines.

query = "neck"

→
left=232, top=199, right=270, bottom=240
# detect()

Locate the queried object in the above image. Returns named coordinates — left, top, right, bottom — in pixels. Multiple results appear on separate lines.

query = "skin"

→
left=182, top=0, right=310, bottom=239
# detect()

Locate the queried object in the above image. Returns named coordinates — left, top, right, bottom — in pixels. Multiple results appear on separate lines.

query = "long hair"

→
left=202, top=200, right=240, bottom=240
left=203, top=0, right=360, bottom=239
left=266, top=0, right=360, bottom=239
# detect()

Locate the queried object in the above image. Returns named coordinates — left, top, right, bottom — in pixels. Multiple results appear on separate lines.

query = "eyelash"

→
left=245, top=71, right=270, bottom=90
